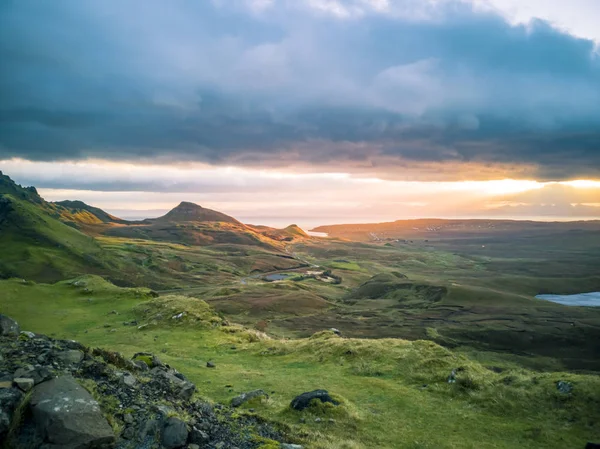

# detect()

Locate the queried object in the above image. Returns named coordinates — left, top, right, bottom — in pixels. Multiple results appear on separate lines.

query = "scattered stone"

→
left=447, top=369, right=457, bottom=384
left=281, top=444, right=304, bottom=449
left=162, top=417, right=189, bottom=449
left=329, top=328, right=341, bottom=336
left=207, top=361, right=216, bottom=368
left=14, top=377, right=34, bottom=392
left=0, top=315, right=20, bottom=336
left=56, top=349, right=84, bottom=365
left=19, top=331, right=36, bottom=339
left=0, top=387, right=23, bottom=439
left=290, top=390, right=339, bottom=411
left=122, top=372, right=137, bottom=388
left=29, top=376, right=115, bottom=449
left=328, top=418, right=336, bottom=424
left=314, top=418, right=322, bottom=423
left=189, top=426, right=210, bottom=444
left=231, top=389, right=267, bottom=407
left=13, top=365, right=52, bottom=385
left=132, top=352, right=164, bottom=368
left=123, top=413, right=134, bottom=425
left=557, top=381, right=573, bottom=394
left=188, top=444, right=200, bottom=449
left=122, top=426, right=135, bottom=440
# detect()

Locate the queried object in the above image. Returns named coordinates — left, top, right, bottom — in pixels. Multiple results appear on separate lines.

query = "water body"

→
left=536, top=292, right=600, bottom=307
left=306, top=230, right=329, bottom=238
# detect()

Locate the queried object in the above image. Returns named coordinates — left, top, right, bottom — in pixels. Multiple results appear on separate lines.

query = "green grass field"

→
left=1, top=276, right=599, bottom=449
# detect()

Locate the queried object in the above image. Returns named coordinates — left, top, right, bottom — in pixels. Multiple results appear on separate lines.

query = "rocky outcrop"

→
left=290, top=390, right=339, bottom=411
left=231, top=390, right=268, bottom=408
left=0, top=316, right=295, bottom=449
left=29, top=376, right=115, bottom=449
left=0, top=314, right=20, bottom=336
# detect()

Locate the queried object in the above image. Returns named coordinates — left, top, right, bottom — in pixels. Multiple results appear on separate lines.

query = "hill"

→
left=252, top=224, right=310, bottom=242
left=105, top=202, right=282, bottom=248
left=312, top=218, right=600, bottom=241
left=1, top=279, right=599, bottom=448
left=0, top=171, right=123, bottom=227
left=55, top=199, right=125, bottom=224
left=148, top=201, right=241, bottom=225
left=0, top=194, right=107, bottom=282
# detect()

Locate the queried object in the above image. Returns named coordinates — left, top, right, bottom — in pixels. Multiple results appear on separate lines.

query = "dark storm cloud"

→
left=1, top=0, right=599, bottom=180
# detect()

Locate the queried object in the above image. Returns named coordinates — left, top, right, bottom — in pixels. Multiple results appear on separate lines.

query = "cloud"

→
left=0, top=0, right=599, bottom=180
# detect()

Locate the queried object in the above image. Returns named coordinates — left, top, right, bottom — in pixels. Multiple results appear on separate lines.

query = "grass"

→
left=1, top=278, right=599, bottom=449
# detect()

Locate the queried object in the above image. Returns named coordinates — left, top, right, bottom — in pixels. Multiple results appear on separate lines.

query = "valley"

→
left=1, top=171, right=600, bottom=448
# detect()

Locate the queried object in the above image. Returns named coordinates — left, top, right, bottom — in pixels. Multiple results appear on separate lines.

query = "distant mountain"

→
left=253, top=224, right=309, bottom=242
left=148, top=201, right=240, bottom=225
left=55, top=200, right=125, bottom=224
left=312, top=218, right=600, bottom=241
left=106, top=201, right=280, bottom=248
left=0, top=171, right=122, bottom=227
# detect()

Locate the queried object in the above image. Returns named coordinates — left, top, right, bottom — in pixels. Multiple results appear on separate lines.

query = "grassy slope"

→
left=0, top=195, right=107, bottom=282
left=0, top=277, right=598, bottom=449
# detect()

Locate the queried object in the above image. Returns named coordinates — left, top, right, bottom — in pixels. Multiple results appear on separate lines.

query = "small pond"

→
left=535, top=292, right=600, bottom=307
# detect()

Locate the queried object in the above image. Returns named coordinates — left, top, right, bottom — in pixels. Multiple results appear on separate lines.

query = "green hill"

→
left=0, top=194, right=107, bottom=282
left=150, top=201, right=241, bottom=225
left=54, top=199, right=125, bottom=224
left=105, top=201, right=281, bottom=249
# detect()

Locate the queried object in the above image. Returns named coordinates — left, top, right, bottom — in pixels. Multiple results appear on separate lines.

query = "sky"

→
left=1, top=0, right=599, bottom=227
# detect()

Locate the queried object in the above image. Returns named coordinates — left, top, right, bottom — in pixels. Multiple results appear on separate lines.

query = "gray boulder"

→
left=161, top=417, right=188, bottom=449
left=29, top=376, right=115, bottom=449
left=290, top=390, right=339, bottom=411
left=151, top=368, right=195, bottom=401
left=0, top=315, right=20, bottom=336
left=14, top=365, right=52, bottom=386
left=55, top=349, right=84, bottom=365
left=14, top=377, right=34, bottom=392
left=0, top=387, right=23, bottom=440
left=231, top=389, right=267, bottom=408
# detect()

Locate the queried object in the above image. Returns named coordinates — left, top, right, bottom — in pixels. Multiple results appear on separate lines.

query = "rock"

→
left=447, top=369, right=457, bottom=384
left=215, top=442, right=225, bottom=449
left=14, top=377, right=34, bottom=392
left=314, top=417, right=322, bottom=423
left=151, top=368, right=196, bottom=401
left=56, top=349, right=84, bottom=365
left=161, top=416, right=189, bottom=449
left=231, top=389, right=268, bottom=407
left=290, top=390, right=339, bottom=411
left=189, top=426, right=209, bottom=444
left=206, top=361, right=216, bottom=368
left=0, top=314, right=20, bottom=336
left=20, top=330, right=36, bottom=339
left=29, top=376, right=115, bottom=449
left=188, top=444, right=200, bottom=449
left=121, top=372, right=137, bottom=388
left=123, top=413, right=135, bottom=424
left=122, top=426, right=136, bottom=440
left=14, top=365, right=52, bottom=385
left=557, top=380, right=573, bottom=394
left=329, top=328, right=341, bottom=336
left=132, top=352, right=164, bottom=368
left=281, top=445, right=304, bottom=449
left=0, top=387, right=23, bottom=439
left=138, top=419, right=160, bottom=441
